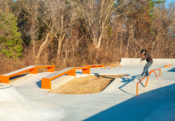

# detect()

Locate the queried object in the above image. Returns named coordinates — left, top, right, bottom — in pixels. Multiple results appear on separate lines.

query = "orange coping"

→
left=41, top=78, right=52, bottom=90
left=74, top=67, right=91, bottom=74
left=104, top=65, right=122, bottom=68
left=0, top=67, right=35, bottom=83
left=145, top=69, right=161, bottom=87
left=51, top=69, right=76, bottom=81
left=85, top=64, right=122, bottom=68
left=0, top=76, right=10, bottom=83
left=41, top=67, right=91, bottom=90
left=164, top=64, right=171, bottom=68
left=84, top=65, right=105, bottom=68
left=136, top=64, right=172, bottom=96
left=136, top=68, right=161, bottom=96
left=41, top=64, right=123, bottom=90
left=41, top=69, right=76, bottom=90
left=0, top=65, right=55, bottom=84
left=37, top=65, right=55, bottom=72
left=136, top=76, right=146, bottom=96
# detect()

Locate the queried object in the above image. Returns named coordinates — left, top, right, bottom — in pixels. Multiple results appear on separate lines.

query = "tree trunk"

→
left=96, top=34, right=102, bottom=49
left=35, top=32, right=50, bottom=64
left=56, top=34, right=65, bottom=59
left=57, top=40, right=62, bottom=58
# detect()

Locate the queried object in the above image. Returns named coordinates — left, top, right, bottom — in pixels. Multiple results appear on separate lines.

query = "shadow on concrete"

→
left=10, top=74, right=27, bottom=80
left=94, top=73, right=117, bottom=90
left=118, top=75, right=144, bottom=95
left=76, top=72, right=84, bottom=74
left=94, top=73, right=115, bottom=80
left=168, top=68, right=175, bottom=72
left=94, top=73, right=130, bottom=91
left=36, top=80, right=41, bottom=88
left=84, top=83, right=175, bottom=121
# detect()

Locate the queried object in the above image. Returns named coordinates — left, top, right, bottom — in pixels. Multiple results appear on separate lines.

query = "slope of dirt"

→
left=51, top=75, right=125, bottom=94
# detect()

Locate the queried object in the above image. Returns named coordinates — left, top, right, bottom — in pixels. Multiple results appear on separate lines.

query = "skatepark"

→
left=0, top=58, right=175, bottom=121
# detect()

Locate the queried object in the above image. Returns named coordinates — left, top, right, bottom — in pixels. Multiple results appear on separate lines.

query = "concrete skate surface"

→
left=0, top=58, right=175, bottom=121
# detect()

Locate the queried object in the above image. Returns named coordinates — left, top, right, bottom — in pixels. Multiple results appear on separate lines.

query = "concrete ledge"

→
left=120, top=58, right=175, bottom=65
left=3, top=66, right=35, bottom=76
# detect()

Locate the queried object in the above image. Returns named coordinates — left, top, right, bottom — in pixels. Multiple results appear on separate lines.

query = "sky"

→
left=165, top=0, right=175, bottom=8
left=166, top=0, right=175, bottom=4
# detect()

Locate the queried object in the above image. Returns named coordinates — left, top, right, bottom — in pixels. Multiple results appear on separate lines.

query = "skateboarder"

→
left=139, top=49, right=153, bottom=77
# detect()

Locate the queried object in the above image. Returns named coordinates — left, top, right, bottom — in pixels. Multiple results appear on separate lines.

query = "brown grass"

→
left=51, top=75, right=125, bottom=94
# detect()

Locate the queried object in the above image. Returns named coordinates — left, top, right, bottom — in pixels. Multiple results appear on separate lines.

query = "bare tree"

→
left=17, top=0, right=64, bottom=64
left=79, top=0, right=127, bottom=49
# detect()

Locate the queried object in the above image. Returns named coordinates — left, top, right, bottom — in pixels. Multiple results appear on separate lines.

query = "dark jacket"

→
left=141, top=50, right=153, bottom=62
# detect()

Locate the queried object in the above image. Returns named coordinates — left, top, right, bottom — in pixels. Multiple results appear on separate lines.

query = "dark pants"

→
left=141, top=62, right=153, bottom=76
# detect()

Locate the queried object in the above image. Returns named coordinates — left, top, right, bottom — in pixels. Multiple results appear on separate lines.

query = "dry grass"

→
left=51, top=75, right=125, bottom=94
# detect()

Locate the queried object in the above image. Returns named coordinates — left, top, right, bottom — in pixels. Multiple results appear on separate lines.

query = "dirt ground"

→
left=51, top=75, right=125, bottom=94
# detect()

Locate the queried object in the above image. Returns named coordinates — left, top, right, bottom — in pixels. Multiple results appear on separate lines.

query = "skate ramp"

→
left=0, top=59, right=175, bottom=121
left=0, top=84, right=65, bottom=121
left=103, top=62, right=175, bottom=95
left=120, top=58, right=175, bottom=66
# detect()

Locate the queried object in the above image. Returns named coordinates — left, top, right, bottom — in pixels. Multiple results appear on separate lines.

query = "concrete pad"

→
left=0, top=84, right=64, bottom=121
left=1, top=58, right=175, bottom=121
left=120, top=58, right=175, bottom=65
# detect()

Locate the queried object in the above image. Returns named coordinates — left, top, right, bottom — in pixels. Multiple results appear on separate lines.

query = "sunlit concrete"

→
left=0, top=58, right=175, bottom=121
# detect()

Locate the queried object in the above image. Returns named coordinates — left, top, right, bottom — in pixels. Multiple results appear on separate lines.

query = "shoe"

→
left=145, top=73, right=149, bottom=76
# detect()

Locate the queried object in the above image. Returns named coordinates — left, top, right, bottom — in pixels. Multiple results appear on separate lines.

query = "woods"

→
left=0, top=0, right=175, bottom=74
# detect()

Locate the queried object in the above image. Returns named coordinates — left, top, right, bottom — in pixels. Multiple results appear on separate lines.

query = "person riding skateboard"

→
left=139, top=49, right=153, bottom=77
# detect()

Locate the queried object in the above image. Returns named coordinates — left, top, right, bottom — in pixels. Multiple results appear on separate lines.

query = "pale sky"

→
left=166, top=0, right=175, bottom=4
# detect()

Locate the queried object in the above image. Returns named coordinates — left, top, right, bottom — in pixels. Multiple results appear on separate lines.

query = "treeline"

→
left=0, top=0, right=175, bottom=73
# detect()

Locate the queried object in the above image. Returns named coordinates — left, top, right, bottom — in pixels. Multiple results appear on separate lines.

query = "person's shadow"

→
left=118, top=75, right=145, bottom=95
